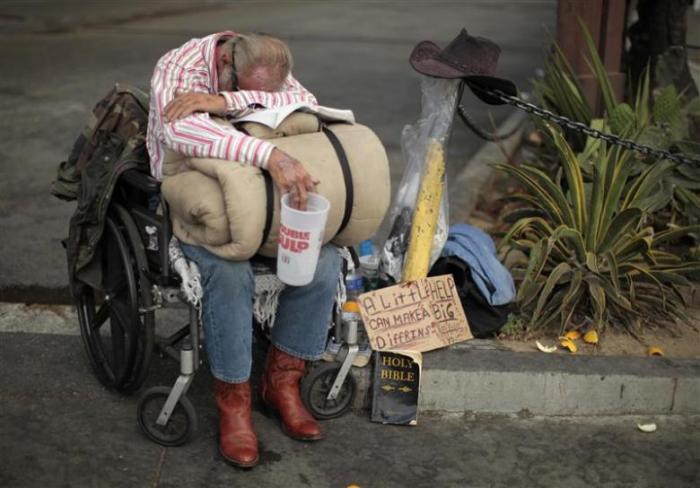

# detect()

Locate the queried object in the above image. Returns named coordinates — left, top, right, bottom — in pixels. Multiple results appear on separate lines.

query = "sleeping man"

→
left=146, top=31, right=341, bottom=468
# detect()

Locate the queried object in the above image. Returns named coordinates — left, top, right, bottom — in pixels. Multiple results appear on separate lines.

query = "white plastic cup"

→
left=277, top=192, right=330, bottom=286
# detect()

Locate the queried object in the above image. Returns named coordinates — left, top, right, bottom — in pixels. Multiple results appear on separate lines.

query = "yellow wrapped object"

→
left=402, top=140, right=445, bottom=281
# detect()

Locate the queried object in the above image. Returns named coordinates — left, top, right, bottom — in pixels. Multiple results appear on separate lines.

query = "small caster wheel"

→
left=301, top=362, right=356, bottom=420
left=137, top=386, right=197, bottom=446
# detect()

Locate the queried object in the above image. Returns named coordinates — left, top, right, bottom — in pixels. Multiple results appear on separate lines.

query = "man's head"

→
left=217, top=33, right=293, bottom=92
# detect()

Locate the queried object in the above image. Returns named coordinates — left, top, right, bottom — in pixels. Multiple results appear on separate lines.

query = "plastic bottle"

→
left=358, top=239, right=374, bottom=257
left=356, top=239, right=380, bottom=291
left=345, top=269, right=364, bottom=301
left=359, top=255, right=379, bottom=291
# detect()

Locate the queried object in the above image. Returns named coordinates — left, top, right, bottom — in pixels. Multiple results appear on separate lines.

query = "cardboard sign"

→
left=358, top=275, right=472, bottom=353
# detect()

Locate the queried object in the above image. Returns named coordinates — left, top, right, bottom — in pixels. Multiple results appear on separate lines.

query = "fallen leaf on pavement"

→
left=637, top=423, right=657, bottom=433
left=536, top=340, right=557, bottom=353
left=564, top=330, right=581, bottom=340
left=583, top=330, right=599, bottom=344
left=559, top=337, right=578, bottom=353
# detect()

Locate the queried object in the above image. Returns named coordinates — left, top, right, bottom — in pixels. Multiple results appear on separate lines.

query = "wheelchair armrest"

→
left=120, top=168, right=161, bottom=195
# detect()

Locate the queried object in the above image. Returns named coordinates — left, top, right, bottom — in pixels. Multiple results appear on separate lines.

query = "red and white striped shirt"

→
left=147, top=31, right=318, bottom=180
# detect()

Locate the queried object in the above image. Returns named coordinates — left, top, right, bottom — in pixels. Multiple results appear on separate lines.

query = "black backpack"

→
left=429, top=256, right=512, bottom=338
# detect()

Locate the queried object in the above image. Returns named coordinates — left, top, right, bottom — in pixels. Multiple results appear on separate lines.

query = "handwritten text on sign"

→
left=358, top=275, right=472, bottom=353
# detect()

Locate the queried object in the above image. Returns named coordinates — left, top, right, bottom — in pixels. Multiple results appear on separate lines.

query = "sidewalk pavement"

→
left=1, top=328, right=699, bottom=487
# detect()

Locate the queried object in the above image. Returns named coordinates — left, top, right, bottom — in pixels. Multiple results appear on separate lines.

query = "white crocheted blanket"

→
left=169, top=237, right=350, bottom=330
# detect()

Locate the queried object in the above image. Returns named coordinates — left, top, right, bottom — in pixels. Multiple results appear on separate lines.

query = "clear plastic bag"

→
left=379, top=77, right=461, bottom=282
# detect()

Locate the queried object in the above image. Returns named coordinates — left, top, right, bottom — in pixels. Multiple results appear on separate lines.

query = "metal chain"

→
left=456, top=103, right=521, bottom=142
left=483, top=87, right=700, bottom=166
left=456, top=82, right=520, bottom=142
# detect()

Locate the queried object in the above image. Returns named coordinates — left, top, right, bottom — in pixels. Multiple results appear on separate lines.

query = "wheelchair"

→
left=72, top=167, right=358, bottom=447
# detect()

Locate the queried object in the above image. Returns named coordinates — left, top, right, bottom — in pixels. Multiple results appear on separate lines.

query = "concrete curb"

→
left=421, top=343, right=700, bottom=416
left=349, top=342, right=700, bottom=416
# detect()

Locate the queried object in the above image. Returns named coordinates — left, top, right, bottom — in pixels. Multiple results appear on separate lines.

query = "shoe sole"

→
left=219, top=445, right=259, bottom=469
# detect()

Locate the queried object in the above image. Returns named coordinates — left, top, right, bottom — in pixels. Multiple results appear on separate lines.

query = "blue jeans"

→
left=180, top=243, right=342, bottom=383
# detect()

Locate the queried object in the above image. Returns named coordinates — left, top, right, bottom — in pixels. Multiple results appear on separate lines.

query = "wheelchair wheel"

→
left=75, top=213, right=154, bottom=393
left=301, top=362, right=356, bottom=420
left=137, top=386, right=197, bottom=447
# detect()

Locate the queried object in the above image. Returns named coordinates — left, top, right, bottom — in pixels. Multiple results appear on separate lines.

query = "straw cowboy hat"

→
left=409, top=28, right=517, bottom=105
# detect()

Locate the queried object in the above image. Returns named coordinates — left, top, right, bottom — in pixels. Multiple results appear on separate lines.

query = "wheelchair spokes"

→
left=76, top=214, right=152, bottom=393
left=91, top=302, right=109, bottom=330
left=107, top=299, right=134, bottom=378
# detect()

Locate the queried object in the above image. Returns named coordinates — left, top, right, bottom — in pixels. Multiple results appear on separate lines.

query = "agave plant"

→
left=532, top=20, right=650, bottom=136
left=496, top=125, right=700, bottom=334
left=531, top=22, right=700, bottom=243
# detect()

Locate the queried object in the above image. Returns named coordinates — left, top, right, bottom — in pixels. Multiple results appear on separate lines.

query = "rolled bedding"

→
left=161, top=121, right=390, bottom=260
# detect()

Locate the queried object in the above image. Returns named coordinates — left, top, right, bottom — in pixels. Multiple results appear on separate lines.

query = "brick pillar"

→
left=557, top=0, right=627, bottom=116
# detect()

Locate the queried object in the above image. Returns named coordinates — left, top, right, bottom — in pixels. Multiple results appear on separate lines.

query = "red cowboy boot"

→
left=214, top=379, right=259, bottom=468
left=260, top=346, right=322, bottom=441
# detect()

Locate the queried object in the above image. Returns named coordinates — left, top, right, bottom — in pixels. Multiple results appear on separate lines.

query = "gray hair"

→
left=222, top=33, right=293, bottom=83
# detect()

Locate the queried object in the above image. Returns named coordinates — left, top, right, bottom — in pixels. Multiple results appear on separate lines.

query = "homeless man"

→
left=146, top=31, right=341, bottom=468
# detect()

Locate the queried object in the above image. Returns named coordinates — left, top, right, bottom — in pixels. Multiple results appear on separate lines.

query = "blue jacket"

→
left=440, top=224, right=515, bottom=306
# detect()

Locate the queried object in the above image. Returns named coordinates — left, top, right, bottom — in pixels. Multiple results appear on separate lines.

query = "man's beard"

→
left=218, top=63, right=235, bottom=92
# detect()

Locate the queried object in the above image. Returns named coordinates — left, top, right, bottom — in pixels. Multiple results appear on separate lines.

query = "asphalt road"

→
left=0, top=0, right=556, bottom=302
left=1, top=329, right=698, bottom=488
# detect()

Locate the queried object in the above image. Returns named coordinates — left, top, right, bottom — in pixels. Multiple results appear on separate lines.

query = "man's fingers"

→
left=292, top=193, right=301, bottom=210
left=165, top=98, right=186, bottom=121
left=164, top=93, right=199, bottom=121
left=277, top=183, right=310, bottom=210
left=166, top=95, right=186, bottom=110
left=297, top=183, right=308, bottom=211
left=175, top=104, right=194, bottom=120
left=164, top=102, right=176, bottom=121
left=287, top=185, right=305, bottom=211
left=166, top=103, right=179, bottom=121
left=304, top=174, right=319, bottom=191
left=287, top=187, right=299, bottom=210
left=165, top=99, right=197, bottom=121
left=168, top=105, right=185, bottom=122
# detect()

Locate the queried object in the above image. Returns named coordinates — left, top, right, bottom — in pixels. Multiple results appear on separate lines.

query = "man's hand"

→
left=164, top=92, right=227, bottom=122
left=267, top=148, right=319, bottom=211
